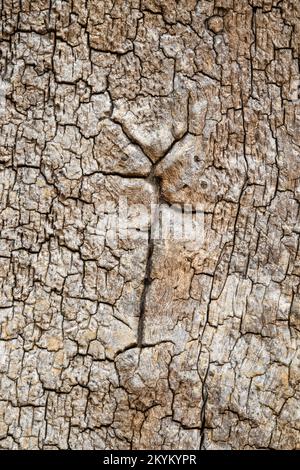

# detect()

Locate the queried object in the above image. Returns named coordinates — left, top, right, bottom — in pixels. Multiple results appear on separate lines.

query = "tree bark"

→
left=0, top=0, right=299, bottom=450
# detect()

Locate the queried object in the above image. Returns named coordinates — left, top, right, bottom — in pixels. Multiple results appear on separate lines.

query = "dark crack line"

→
left=137, top=171, right=161, bottom=347
left=137, top=226, right=155, bottom=347
left=199, top=364, right=209, bottom=450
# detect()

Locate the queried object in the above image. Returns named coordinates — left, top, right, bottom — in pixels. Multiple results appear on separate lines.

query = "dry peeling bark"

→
left=0, top=0, right=300, bottom=450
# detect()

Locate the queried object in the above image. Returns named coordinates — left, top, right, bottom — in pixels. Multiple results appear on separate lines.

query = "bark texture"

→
left=0, top=0, right=300, bottom=450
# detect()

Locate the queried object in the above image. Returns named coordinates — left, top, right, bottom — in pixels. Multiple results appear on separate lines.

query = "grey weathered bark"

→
left=0, top=0, right=299, bottom=450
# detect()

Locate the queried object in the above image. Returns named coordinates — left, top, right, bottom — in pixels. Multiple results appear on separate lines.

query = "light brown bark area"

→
left=0, top=0, right=300, bottom=450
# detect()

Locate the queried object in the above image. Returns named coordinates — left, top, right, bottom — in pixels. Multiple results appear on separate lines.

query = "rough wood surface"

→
left=0, top=0, right=299, bottom=450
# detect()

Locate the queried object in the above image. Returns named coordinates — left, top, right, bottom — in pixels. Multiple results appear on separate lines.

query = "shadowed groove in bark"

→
left=137, top=172, right=161, bottom=347
left=137, top=229, right=155, bottom=347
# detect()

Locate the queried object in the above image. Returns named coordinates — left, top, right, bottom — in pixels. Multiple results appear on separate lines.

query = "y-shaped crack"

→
left=136, top=128, right=193, bottom=346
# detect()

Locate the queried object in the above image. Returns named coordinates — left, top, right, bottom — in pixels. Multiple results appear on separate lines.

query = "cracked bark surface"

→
left=0, top=0, right=300, bottom=450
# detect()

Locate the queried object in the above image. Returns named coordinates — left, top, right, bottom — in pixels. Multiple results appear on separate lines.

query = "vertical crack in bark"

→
left=137, top=172, right=161, bottom=347
left=199, top=363, right=210, bottom=450
left=137, top=228, right=154, bottom=347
